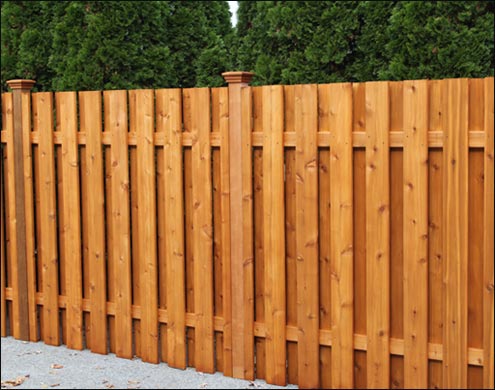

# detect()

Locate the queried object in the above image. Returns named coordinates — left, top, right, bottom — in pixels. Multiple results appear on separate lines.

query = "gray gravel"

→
left=1, top=337, right=298, bottom=389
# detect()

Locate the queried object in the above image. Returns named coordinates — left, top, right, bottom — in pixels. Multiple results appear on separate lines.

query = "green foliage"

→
left=1, top=1, right=493, bottom=91
left=1, top=1, right=54, bottom=91
left=236, top=0, right=494, bottom=85
left=1, top=1, right=233, bottom=91
left=381, top=1, right=494, bottom=80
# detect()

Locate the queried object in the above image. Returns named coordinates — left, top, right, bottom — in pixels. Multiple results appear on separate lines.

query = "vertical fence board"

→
left=467, top=82, right=485, bottom=389
left=128, top=90, right=140, bottom=357
left=56, top=135, right=67, bottom=346
left=428, top=149, right=444, bottom=390
left=442, top=79, right=469, bottom=389
left=326, top=83, right=355, bottom=389
left=253, top=87, right=266, bottom=381
left=467, top=150, right=484, bottom=389
left=284, top=85, right=298, bottom=385
left=390, top=149, right=403, bottom=390
left=467, top=77, right=485, bottom=390
left=80, top=142, right=90, bottom=349
left=389, top=82, right=404, bottom=390
left=0, top=94, right=10, bottom=338
left=253, top=149, right=265, bottom=380
left=183, top=88, right=195, bottom=367
left=156, top=89, right=167, bottom=364
left=483, top=77, right=494, bottom=390
left=353, top=82, right=367, bottom=389
left=105, top=90, right=133, bottom=359
left=428, top=80, right=444, bottom=390
left=5, top=90, right=24, bottom=340
left=219, top=85, right=233, bottom=377
left=317, top=85, right=332, bottom=389
left=263, top=85, right=286, bottom=386
left=20, top=91, right=37, bottom=342
left=213, top=145, right=223, bottom=372
left=188, top=88, right=215, bottom=373
left=294, top=84, right=319, bottom=388
left=365, top=82, right=390, bottom=388
left=33, top=92, right=59, bottom=346
left=327, top=84, right=354, bottom=388
left=135, top=89, right=159, bottom=364
left=241, top=86, right=255, bottom=380
left=403, top=80, right=428, bottom=388
left=80, top=91, right=107, bottom=354
left=157, top=89, right=187, bottom=369
left=57, top=92, right=83, bottom=350
left=105, top=139, right=115, bottom=354
left=211, top=88, right=223, bottom=373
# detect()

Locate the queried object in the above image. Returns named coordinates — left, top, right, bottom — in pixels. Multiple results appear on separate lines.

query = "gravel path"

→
left=1, top=337, right=298, bottom=389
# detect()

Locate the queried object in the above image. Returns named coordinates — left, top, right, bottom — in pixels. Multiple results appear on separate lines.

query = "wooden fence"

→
left=0, top=75, right=493, bottom=389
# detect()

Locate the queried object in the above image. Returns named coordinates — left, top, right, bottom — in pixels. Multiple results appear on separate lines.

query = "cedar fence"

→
left=0, top=74, right=493, bottom=389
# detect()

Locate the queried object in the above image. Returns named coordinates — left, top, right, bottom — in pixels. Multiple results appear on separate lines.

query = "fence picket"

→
left=428, top=80, right=444, bottom=390
left=135, top=89, right=159, bottom=363
left=157, top=88, right=186, bottom=369
left=295, top=84, right=319, bottom=389
left=188, top=88, right=215, bottom=373
left=105, top=90, right=133, bottom=359
left=57, top=92, right=83, bottom=350
left=33, top=92, right=59, bottom=346
left=403, top=80, right=428, bottom=388
left=328, top=83, right=354, bottom=389
left=483, top=77, right=494, bottom=390
left=284, top=85, right=298, bottom=386
left=218, top=86, right=233, bottom=377
left=253, top=87, right=266, bottom=381
left=442, top=79, right=469, bottom=389
left=365, top=82, right=390, bottom=388
left=80, top=91, right=107, bottom=355
left=20, top=90, right=37, bottom=342
left=262, top=85, right=286, bottom=386
left=0, top=94, right=11, bottom=338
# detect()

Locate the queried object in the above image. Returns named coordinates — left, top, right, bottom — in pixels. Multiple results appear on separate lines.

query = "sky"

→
left=228, top=1, right=238, bottom=26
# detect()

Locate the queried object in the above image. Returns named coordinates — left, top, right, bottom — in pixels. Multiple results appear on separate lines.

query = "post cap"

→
left=6, top=79, right=36, bottom=90
left=222, top=72, right=254, bottom=84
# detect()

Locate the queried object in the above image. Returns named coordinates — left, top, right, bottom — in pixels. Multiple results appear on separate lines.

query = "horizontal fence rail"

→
left=0, top=76, right=494, bottom=389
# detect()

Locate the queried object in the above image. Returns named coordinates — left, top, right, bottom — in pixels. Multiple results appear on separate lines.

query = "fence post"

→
left=222, top=71, right=254, bottom=379
left=6, top=79, right=35, bottom=341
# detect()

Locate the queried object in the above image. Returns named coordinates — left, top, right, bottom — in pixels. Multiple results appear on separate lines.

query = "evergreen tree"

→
left=381, top=1, right=494, bottom=80
left=235, top=0, right=494, bottom=84
left=2, top=1, right=493, bottom=90
left=1, top=1, right=54, bottom=90
left=49, top=1, right=176, bottom=90
left=1, top=1, right=233, bottom=91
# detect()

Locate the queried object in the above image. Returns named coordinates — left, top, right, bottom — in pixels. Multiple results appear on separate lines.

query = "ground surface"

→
left=1, top=337, right=298, bottom=389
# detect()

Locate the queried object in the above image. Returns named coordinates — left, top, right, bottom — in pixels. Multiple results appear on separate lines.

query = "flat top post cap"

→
left=222, top=71, right=254, bottom=84
left=6, top=79, right=36, bottom=90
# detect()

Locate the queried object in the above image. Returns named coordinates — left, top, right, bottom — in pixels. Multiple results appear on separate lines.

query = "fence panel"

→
left=1, top=76, right=493, bottom=390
